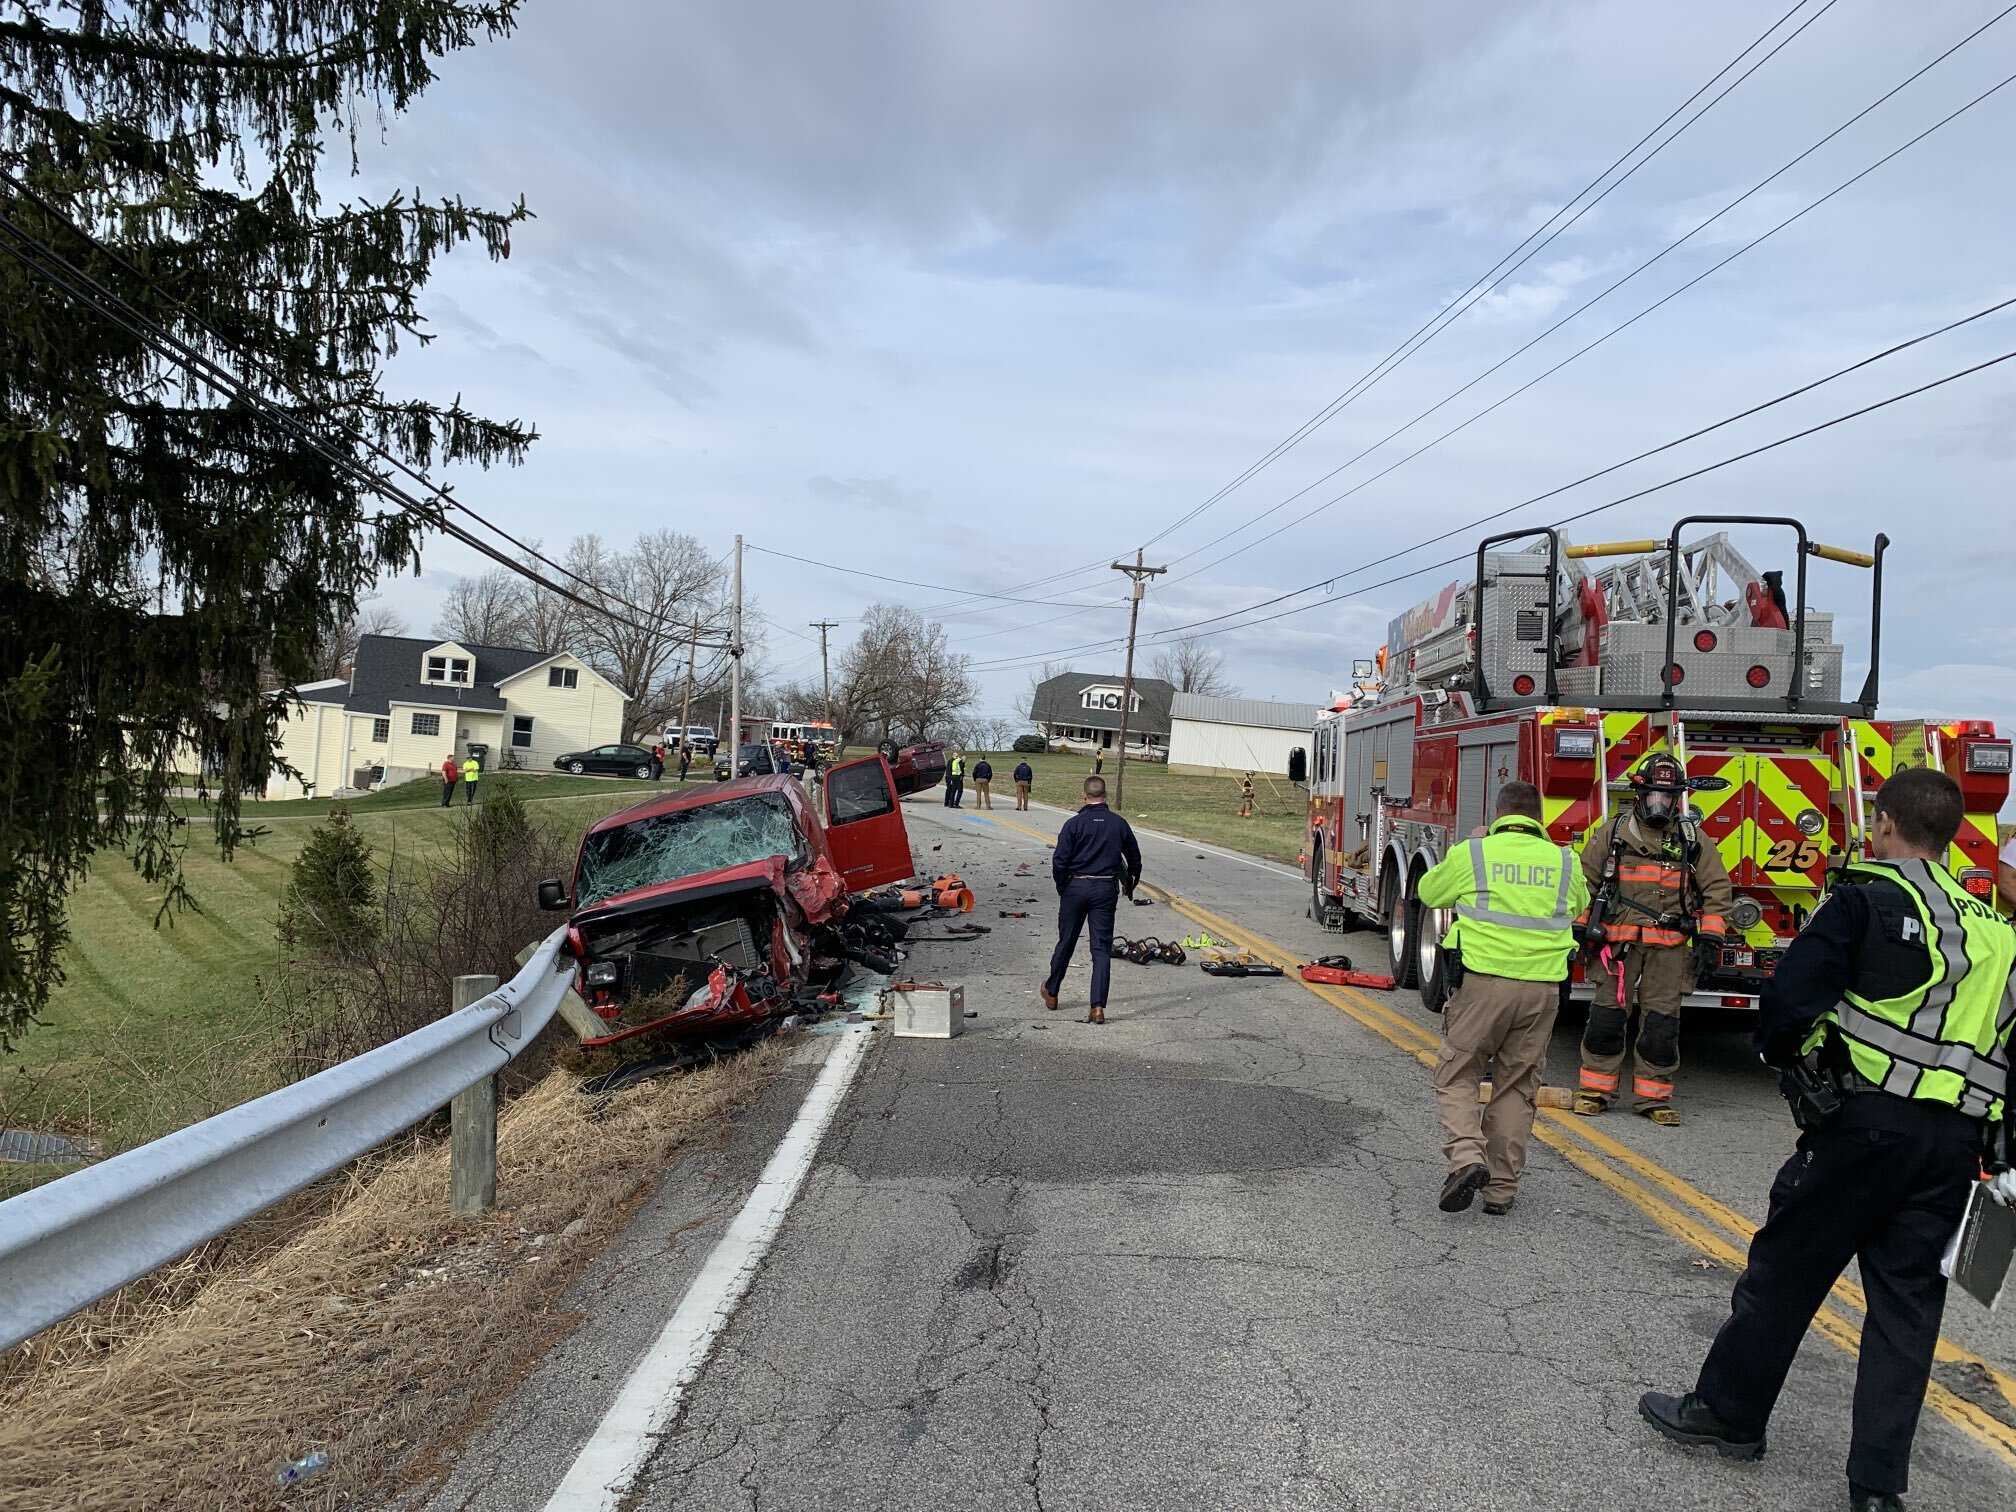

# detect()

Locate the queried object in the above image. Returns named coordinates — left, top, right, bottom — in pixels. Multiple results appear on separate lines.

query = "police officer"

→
left=1041, top=775, right=1142, bottom=1025
left=944, top=750, right=965, bottom=809
left=1417, top=781, right=1589, bottom=1215
left=1640, top=766, right=2016, bottom=1511
left=460, top=753, right=480, bottom=805
left=1574, top=752, right=1732, bottom=1124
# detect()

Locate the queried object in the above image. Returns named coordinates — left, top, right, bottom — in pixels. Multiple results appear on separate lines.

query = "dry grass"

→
left=0, top=1035, right=798, bottom=1512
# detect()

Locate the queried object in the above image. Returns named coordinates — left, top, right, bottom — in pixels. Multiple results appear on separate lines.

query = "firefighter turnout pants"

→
left=1432, top=972, right=1559, bottom=1207
left=1694, top=1095, right=1979, bottom=1495
left=1579, top=942, right=1690, bottom=1112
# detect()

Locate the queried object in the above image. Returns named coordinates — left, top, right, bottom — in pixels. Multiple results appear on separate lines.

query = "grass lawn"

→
left=2, top=777, right=666, bottom=1191
left=952, top=749, right=1307, bottom=865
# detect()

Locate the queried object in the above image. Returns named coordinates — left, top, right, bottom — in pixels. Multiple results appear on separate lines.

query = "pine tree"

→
left=279, top=807, right=379, bottom=957
left=0, top=2, right=533, bottom=1046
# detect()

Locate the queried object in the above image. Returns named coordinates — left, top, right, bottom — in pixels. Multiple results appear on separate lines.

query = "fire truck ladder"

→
left=1581, top=532, right=1761, bottom=626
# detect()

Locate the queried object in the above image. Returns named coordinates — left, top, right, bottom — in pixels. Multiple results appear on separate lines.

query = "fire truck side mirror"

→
left=1287, top=747, right=1307, bottom=785
left=1352, top=659, right=1374, bottom=680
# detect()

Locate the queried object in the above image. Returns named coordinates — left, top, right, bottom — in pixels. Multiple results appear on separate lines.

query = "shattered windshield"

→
left=575, top=794, right=806, bottom=908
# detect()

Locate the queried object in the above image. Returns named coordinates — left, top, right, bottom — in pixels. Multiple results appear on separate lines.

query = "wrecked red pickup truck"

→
left=536, top=756, right=916, bottom=1046
left=876, top=739, right=947, bottom=797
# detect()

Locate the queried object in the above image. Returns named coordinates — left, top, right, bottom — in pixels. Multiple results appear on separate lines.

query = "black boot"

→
left=1638, top=1391, right=1765, bottom=1460
left=1438, top=1163, right=1488, bottom=1213
left=1848, top=1485, right=1905, bottom=1511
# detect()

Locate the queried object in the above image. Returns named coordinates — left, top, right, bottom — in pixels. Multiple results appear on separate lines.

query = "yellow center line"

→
left=1137, top=882, right=2016, bottom=1468
left=937, top=811, right=2016, bottom=1456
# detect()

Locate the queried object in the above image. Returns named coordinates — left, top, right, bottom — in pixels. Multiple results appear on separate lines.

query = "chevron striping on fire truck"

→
left=1293, top=516, right=2011, bottom=1015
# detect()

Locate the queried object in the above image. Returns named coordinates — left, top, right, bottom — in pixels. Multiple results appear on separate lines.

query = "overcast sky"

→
left=362, top=0, right=2016, bottom=763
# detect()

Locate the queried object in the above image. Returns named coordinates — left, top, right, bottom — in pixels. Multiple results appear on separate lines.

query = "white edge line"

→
left=542, top=1025, right=877, bottom=1511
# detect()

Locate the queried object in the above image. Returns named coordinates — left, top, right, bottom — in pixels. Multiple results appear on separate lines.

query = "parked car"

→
left=666, top=723, right=719, bottom=757
left=715, top=742, right=797, bottom=781
left=555, top=743, right=658, bottom=778
left=876, top=739, right=948, bottom=796
left=536, top=757, right=916, bottom=1045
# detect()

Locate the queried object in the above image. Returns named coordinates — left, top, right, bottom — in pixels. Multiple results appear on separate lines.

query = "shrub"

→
left=278, top=809, right=379, bottom=957
left=1012, top=734, right=1047, bottom=753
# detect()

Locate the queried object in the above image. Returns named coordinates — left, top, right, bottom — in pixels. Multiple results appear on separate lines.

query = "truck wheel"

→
left=1309, top=844, right=1329, bottom=925
left=1385, top=869, right=1420, bottom=989
left=1417, top=904, right=1453, bottom=1011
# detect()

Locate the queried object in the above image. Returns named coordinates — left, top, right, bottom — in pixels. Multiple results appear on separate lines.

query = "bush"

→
left=266, top=782, right=577, bottom=1084
left=278, top=809, right=379, bottom=957
left=1012, top=734, right=1047, bottom=753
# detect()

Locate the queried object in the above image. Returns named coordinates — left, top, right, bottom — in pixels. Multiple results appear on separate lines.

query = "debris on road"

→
left=888, top=981, right=965, bottom=1039
left=275, top=1450, right=329, bottom=1487
left=1299, top=960, right=1397, bottom=989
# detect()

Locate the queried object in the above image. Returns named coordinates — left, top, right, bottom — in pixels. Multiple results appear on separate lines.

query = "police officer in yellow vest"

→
left=1418, top=781, right=1589, bottom=1216
left=1641, top=766, right=2016, bottom=1511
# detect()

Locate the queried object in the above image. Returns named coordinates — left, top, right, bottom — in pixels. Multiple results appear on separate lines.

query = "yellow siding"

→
left=266, top=700, right=354, bottom=799
left=494, top=655, right=626, bottom=771
left=384, top=704, right=500, bottom=776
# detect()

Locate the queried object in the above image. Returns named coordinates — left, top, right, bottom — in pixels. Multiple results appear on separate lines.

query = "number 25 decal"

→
left=1765, top=838, right=1823, bottom=870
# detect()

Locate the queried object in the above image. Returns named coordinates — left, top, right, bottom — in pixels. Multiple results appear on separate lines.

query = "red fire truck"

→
left=1296, top=516, right=2010, bottom=1013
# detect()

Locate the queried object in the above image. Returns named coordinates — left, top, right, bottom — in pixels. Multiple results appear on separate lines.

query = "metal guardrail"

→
left=0, top=926, right=575, bottom=1352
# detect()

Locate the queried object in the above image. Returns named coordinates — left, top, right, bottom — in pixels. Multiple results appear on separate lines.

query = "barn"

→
left=1165, top=693, right=1318, bottom=777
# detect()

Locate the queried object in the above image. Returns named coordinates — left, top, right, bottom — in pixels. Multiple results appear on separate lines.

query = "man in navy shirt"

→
left=1041, top=776, right=1143, bottom=1024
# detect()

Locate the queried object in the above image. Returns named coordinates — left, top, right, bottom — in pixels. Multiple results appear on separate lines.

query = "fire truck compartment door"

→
left=1457, top=733, right=1521, bottom=837
left=1690, top=749, right=1839, bottom=896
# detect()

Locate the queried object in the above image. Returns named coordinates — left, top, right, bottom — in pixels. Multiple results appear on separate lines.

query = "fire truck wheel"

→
left=1385, top=870, right=1420, bottom=990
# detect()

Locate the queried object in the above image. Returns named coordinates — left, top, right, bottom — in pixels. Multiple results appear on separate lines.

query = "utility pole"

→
left=809, top=619, right=840, bottom=728
left=729, top=535, right=744, bottom=763
left=676, top=613, right=699, bottom=775
left=1109, top=548, right=1166, bottom=814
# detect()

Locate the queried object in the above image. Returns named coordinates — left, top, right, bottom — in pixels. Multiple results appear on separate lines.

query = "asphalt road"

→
left=427, top=790, right=2016, bottom=1512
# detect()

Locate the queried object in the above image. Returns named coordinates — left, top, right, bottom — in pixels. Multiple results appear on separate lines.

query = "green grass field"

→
left=2, top=776, right=665, bottom=1188
left=951, top=749, right=1306, bottom=865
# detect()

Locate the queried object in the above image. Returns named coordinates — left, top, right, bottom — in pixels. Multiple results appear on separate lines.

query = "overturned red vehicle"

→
left=536, top=756, right=916, bottom=1047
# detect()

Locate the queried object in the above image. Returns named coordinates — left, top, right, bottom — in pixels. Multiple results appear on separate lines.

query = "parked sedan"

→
left=554, top=743, right=658, bottom=779
left=714, top=743, right=798, bottom=781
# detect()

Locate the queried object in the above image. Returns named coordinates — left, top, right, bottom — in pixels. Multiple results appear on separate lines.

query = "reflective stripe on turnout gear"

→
left=1809, top=857, right=2016, bottom=1120
left=1633, top=1075, right=1674, bottom=1101
left=1579, top=1068, right=1620, bottom=1093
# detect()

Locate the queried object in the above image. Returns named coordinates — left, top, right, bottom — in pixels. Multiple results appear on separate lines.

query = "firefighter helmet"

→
left=1632, top=753, right=1687, bottom=825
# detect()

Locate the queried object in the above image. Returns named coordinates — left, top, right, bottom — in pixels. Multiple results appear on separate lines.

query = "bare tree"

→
left=1151, top=638, right=1232, bottom=697
left=831, top=603, right=978, bottom=746
left=562, top=530, right=728, bottom=740
left=311, top=601, right=408, bottom=680
left=436, top=568, right=524, bottom=647
left=512, top=542, right=577, bottom=654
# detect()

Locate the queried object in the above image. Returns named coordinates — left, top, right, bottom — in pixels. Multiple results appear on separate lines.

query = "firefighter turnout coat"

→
left=1577, top=810, right=1732, bottom=949
left=1420, top=814, right=1590, bottom=981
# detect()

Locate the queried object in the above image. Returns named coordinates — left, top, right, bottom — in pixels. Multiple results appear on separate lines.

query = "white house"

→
left=265, top=634, right=629, bottom=799
left=1165, top=693, right=1319, bottom=777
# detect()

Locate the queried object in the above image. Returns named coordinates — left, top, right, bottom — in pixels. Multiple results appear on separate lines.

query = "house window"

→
left=548, top=666, right=578, bottom=689
left=426, top=655, right=471, bottom=685
left=512, top=715, right=534, bottom=749
left=371, top=718, right=390, bottom=743
left=411, top=712, right=441, bottom=737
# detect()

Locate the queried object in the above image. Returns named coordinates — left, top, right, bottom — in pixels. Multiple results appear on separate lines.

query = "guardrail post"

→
left=450, top=974, right=501, bottom=1215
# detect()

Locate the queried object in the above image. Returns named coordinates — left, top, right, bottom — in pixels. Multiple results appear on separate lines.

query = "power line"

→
left=1134, top=0, right=1836, bottom=552
left=1158, top=10, right=2016, bottom=579
left=964, top=343, right=2016, bottom=672
left=743, top=542, right=1126, bottom=610
left=0, top=169, right=718, bottom=638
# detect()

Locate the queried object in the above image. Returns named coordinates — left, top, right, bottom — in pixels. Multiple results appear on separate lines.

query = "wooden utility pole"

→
left=809, top=619, right=840, bottom=727
left=729, top=534, right=744, bottom=758
left=1109, top=548, right=1166, bottom=814
left=676, top=613, right=699, bottom=777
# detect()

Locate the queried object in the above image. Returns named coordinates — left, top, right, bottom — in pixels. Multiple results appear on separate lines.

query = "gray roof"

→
left=1170, top=693, right=1320, bottom=732
left=342, top=634, right=552, bottom=716
left=1028, top=671, right=1175, bottom=735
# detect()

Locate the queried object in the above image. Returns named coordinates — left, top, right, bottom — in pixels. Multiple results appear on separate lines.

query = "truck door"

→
left=822, top=755, right=916, bottom=892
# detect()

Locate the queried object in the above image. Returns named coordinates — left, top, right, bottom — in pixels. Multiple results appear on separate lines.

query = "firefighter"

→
left=1237, top=772, right=1255, bottom=818
left=1418, top=781, right=1589, bottom=1215
left=1640, top=766, right=2016, bottom=1510
left=1574, top=752, right=1732, bottom=1125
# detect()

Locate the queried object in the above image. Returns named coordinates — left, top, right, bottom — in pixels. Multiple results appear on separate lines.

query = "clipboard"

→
left=1941, top=1181, right=2016, bottom=1310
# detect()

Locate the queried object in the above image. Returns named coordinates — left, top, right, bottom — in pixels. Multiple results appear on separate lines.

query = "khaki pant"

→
left=1015, top=780, right=1030, bottom=810
left=974, top=779, right=992, bottom=809
left=1578, top=942, right=1692, bottom=1111
left=1433, top=972, right=1560, bottom=1205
